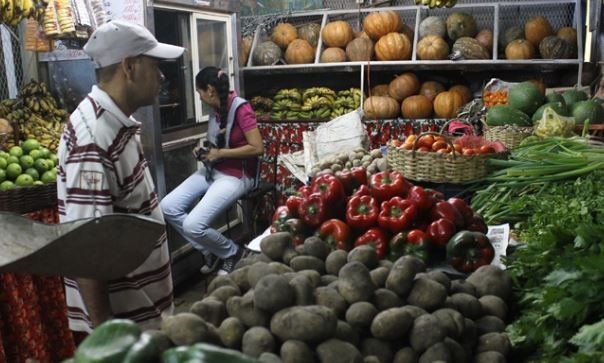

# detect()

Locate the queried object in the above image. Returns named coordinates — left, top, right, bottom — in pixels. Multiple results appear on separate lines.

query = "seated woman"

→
left=160, top=66, right=264, bottom=275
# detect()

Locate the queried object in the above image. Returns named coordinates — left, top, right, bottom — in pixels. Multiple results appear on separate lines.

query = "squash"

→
left=298, top=23, right=321, bottom=48
left=371, top=84, right=390, bottom=97
left=528, top=79, right=546, bottom=96
left=399, top=23, right=415, bottom=44
left=499, top=26, right=525, bottom=51
left=532, top=102, right=569, bottom=122
left=557, top=27, right=577, bottom=45
left=449, top=85, right=472, bottom=104
left=320, top=47, right=347, bottom=63
left=355, top=31, right=371, bottom=39
left=419, top=16, right=446, bottom=39
left=322, top=21, right=354, bottom=48
left=363, top=11, right=401, bottom=41
left=524, top=16, right=553, bottom=47
left=433, top=91, right=465, bottom=118
left=239, top=36, right=253, bottom=66
left=486, top=105, right=532, bottom=126
left=562, top=89, right=588, bottom=108
left=272, top=23, right=298, bottom=49
left=402, top=95, right=433, bottom=119
left=546, top=92, right=566, bottom=105
left=375, top=32, right=412, bottom=61
left=446, top=12, right=477, bottom=41
left=388, top=72, right=420, bottom=102
left=419, top=81, right=446, bottom=102
left=285, top=39, right=315, bottom=64
left=252, top=41, right=282, bottom=66
left=346, top=37, right=374, bottom=61
left=451, top=37, right=490, bottom=60
left=505, top=39, right=536, bottom=60
left=572, top=100, right=604, bottom=124
left=475, top=29, right=493, bottom=51
left=417, top=35, right=449, bottom=60
left=364, top=96, right=400, bottom=119
left=539, top=35, right=576, bottom=59
left=508, top=81, right=545, bottom=116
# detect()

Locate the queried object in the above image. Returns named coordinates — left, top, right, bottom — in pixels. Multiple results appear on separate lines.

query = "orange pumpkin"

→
left=363, top=11, right=402, bottom=41
left=525, top=16, right=553, bottom=47
left=364, top=96, right=400, bottom=119
left=557, top=27, right=577, bottom=45
left=272, top=23, right=298, bottom=49
left=322, top=21, right=354, bottom=48
left=417, top=35, right=449, bottom=60
left=419, top=81, right=446, bottom=102
left=285, top=39, right=315, bottom=64
left=505, top=39, right=536, bottom=59
left=346, top=37, right=374, bottom=61
left=528, top=79, right=546, bottom=96
left=375, top=32, right=412, bottom=61
left=355, top=31, right=371, bottom=39
left=371, top=84, right=390, bottom=97
left=402, top=95, right=433, bottom=119
left=399, top=23, right=415, bottom=44
left=388, top=72, right=420, bottom=102
left=320, top=47, right=347, bottom=63
left=449, top=85, right=472, bottom=104
left=475, top=29, right=493, bottom=51
left=433, top=91, right=465, bottom=118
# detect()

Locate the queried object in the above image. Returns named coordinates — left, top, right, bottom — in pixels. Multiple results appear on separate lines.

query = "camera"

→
left=195, top=140, right=216, bottom=161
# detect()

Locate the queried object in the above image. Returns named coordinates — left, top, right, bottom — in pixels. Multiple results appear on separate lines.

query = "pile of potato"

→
left=161, top=232, right=513, bottom=363
left=309, top=147, right=388, bottom=179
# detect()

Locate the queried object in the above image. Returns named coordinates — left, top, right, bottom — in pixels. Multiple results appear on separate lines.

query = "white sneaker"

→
left=217, top=247, right=244, bottom=276
left=200, top=254, right=221, bottom=274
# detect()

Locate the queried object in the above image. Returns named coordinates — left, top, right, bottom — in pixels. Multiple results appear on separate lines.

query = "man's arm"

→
left=76, top=279, right=112, bottom=326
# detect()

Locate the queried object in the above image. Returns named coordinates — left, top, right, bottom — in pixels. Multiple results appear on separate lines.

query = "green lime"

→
left=6, top=155, right=19, bottom=165
left=9, top=146, right=23, bottom=158
left=6, top=163, right=22, bottom=180
left=34, top=158, right=49, bottom=174
left=33, top=180, right=44, bottom=186
left=15, top=174, right=34, bottom=187
left=46, top=158, right=55, bottom=168
left=41, top=170, right=56, bottom=184
left=0, top=151, right=9, bottom=159
left=29, top=149, right=42, bottom=160
left=25, top=168, right=40, bottom=180
left=0, top=158, right=6, bottom=169
left=0, top=180, right=15, bottom=191
left=0, top=169, right=5, bottom=183
left=49, top=154, right=58, bottom=165
left=20, top=155, right=35, bottom=169
left=39, top=147, right=51, bottom=159
left=22, top=139, right=40, bottom=154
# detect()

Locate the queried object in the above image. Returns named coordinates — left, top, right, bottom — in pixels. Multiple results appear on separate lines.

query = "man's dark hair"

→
left=95, top=63, right=120, bottom=83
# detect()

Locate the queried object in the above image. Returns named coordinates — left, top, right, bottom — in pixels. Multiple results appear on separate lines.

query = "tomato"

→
left=391, top=139, right=403, bottom=148
left=479, top=145, right=496, bottom=154
left=417, top=146, right=431, bottom=152
left=434, top=135, right=446, bottom=143
left=432, top=140, right=448, bottom=152
left=417, top=135, right=435, bottom=149
left=405, top=134, right=418, bottom=144
left=436, top=148, right=450, bottom=154
left=402, top=142, right=414, bottom=150
left=462, top=148, right=475, bottom=156
left=453, top=144, right=463, bottom=154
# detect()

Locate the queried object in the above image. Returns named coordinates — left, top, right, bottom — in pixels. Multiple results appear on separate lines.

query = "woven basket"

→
left=387, top=132, right=497, bottom=184
left=0, top=183, right=57, bottom=214
left=483, top=124, right=533, bottom=149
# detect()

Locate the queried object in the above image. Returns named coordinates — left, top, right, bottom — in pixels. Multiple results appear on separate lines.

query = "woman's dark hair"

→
left=196, top=67, right=230, bottom=147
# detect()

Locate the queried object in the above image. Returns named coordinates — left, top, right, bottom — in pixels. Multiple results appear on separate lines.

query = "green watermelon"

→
left=545, top=92, right=566, bottom=106
left=508, top=82, right=545, bottom=116
left=562, top=89, right=588, bottom=108
left=486, top=105, right=532, bottom=126
left=572, top=100, right=604, bottom=125
left=532, top=102, right=569, bottom=123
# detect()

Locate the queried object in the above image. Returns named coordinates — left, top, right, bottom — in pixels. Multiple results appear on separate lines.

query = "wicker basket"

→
left=483, top=124, right=533, bottom=149
left=0, top=183, right=58, bottom=214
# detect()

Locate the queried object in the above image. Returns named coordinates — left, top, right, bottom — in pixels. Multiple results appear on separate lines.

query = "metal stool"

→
left=225, top=181, right=275, bottom=242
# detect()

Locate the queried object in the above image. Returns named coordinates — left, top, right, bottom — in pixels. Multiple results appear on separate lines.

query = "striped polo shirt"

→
left=57, top=85, right=174, bottom=333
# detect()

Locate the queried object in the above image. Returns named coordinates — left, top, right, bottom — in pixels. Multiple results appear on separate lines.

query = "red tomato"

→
left=436, top=148, right=450, bottom=154
left=417, top=146, right=431, bottom=152
left=479, top=145, right=496, bottom=154
left=417, top=135, right=435, bottom=149
left=403, top=142, right=414, bottom=150
left=434, top=135, right=446, bottom=143
left=453, top=144, right=463, bottom=153
left=391, top=139, right=403, bottom=148
left=462, top=148, right=475, bottom=156
left=432, top=140, right=448, bottom=152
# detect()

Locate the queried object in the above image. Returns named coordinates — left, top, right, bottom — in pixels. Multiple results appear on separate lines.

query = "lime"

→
left=0, top=169, right=5, bottom=183
left=0, top=158, right=6, bottom=169
left=20, top=155, right=35, bottom=169
left=22, top=139, right=40, bottom=154
left=15, top=174, right=34, bottom=187
left=39, top=147, right=51, bottom=159
left=41, top=170, right=56, bottom=184
left=25, top=168, right=40, bottom=180
left=34, top=159, right=49, bottom=174
left=6, top=163, right=22, bottom=180
left=29, top=149, right=42, bottom=160
left=0, top=180, right=15, bottom=191
left=33, top=180, right=44, bottom=186
left=9, top=146, right=23, bottom=157
left=6, top=155, right=19, bottom=165
left=49, top=154, right=58, bottom=165
left=0, top=151, right=8, bottom=159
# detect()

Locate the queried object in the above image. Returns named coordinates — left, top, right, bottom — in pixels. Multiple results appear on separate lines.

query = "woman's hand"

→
left=206, top=148, right=222, bottom=162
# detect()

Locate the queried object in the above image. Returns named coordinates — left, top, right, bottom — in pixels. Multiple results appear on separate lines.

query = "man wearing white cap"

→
left=56, top=20, right=185, bottom=333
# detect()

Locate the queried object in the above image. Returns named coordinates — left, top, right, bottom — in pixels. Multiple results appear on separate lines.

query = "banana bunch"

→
left=20, top=80, right=68, bottom=123
left=273, top=89, right=303, bottom=104
left=0, top=99, right=17, bottom=118
left=250, top=96, right=273, bottom=118
left=0, top=0, right=48, bottom=27
left=271, top=89, right=303, bottom=121
left=415, top=0, right=457, bottom=8
left=331, top=88, right=363, bottom=118
left=21, top=113, right=63, bottom=151
left=299, top=87, right=336, bottom=120
left=302, top=87, right=336, bottom=104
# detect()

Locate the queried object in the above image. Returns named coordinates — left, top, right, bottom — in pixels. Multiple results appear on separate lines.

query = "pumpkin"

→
left=363, top=11, right=401, bottom=41
left=320, top=47, right=347, bottom=63
left=499, top=26, right=525, bottom=51
left=475, top=29, right=493, bottom=51
left=419, top=16, right=446, bottom=39
left=285, top=39, right=315, bottom=64
left=253, top=41, right=282, bottom=66
left=419, top=81, right=446, bottom=102
left=557, top=27, right=577, bottom=45
left=322, top=21, right=354, bottom=48
left=446, top=12, right=477, bottom=41
left=364, top=96, right=400, bottom=119
left=449, top=85, right=472, bottom=104
left=505, top=39, right=536, bottom=60
left=355, top=31, right=371, bottom=39
left=451, top=37, right=490, bottom=60
left=298, top=23, right=321, bottom=48
left=433, top=91, right=465, bottom=118
left=417, top=35, right=449, bottom=60
left=272, top=23, right=298, bottom=49
left=388, top=72, right=420, bottom=102
left=402, top=95, right=433, bottom=119
left=399, top=23, right=415, bottom=44
left=239, top=36, right=253, bottom=66
left=346, top=37, right=374, bottom=61
left=528, top=79, right=546, bottom=96
left=375, top=32, right=412, bottom=61
left=525, top=16, right=553, bottom=47
left=539, top=35, right=576, bottom=59
left=371, top=84, right=390, bottom=97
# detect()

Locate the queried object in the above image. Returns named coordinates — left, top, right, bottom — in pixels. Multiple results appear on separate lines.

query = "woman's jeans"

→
left=160, top=167, right=253, bottom=259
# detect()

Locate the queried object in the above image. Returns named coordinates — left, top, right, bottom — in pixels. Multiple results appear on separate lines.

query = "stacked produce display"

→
left=0, top=139, right=57, bottom=191
left=0, top=0, right=47, bottom=26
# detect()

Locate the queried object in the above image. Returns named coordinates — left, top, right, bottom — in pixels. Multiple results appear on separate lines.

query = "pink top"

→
left=214, top=92, right=259, bottom=179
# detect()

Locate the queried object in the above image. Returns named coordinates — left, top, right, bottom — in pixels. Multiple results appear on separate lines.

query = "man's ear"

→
left=121, top=57, right=136, bottom=81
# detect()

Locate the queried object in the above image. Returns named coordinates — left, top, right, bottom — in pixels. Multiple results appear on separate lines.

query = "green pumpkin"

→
left=252, top=41, right=282, bottom=66
left=572, top=100, right=604, bottom=125
left=446, top=12, right=477, bottom=41
left=562, top=89, right=588, bottom=108
left=508, top=81, right=545, bottom=116
left=545, top=92, right=566, bottom=106
left=452, top=37, right=490, bottom=60
left=539, top=35, right=577, bottom=59
left=486, top=105, right=531, bottom=126
left=499, top=26, right=524, bottom=51
left=419, top=16, right=446, bottom=39
left=532, top=102, right=569, bottom=123
left=298, top=23, right=321, bottom=48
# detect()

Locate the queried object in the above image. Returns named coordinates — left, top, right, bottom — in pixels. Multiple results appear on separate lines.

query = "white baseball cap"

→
left=84, top=20, right=185, bottom=69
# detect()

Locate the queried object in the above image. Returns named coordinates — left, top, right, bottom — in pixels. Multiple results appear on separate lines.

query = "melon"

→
left=572, top=100, right=604, bottom=124
left=508, top=81, right=545, bottom=116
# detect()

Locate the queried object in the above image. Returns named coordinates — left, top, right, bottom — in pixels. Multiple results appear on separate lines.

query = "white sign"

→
left=486, top=223, right=510, bottom=270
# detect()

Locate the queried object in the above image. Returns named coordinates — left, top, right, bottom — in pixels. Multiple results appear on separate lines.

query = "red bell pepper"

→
left=389, top=229, right=430, bottom=262
left=354, top=227, right=388, bottom=259
left=426, top=188, right=445, bottom=201
left=407, top=186, right=437, bottom=212
left=336, top=167, right=367, bottom=195
left=346, top=195, right=379, bottom=230
left=465, top=214, right=489, bottom=234
left=349, top=167, right=368, bottom=189
left=285, top=218, right=308, bottom=246
left=352, top=184, right=371, bottom=197
left=446, top=231, right=495, bottom=273
left=426, top=218, right=457, bottom=248
left=369, top=171, right=411, bottom=202
left=311, top=174, right=346, bottom=206
left=285, top=186, right=312, bottom=217
left=298, top=193, right=330, bottom=228
left=430, top=201, right=464, bottom=228
left=447, top=197, right=474, bottom=224
left=319, top=219, right=352, bottom=251
left=270, top=206, right=294, bottom=233
left=378, top=197, right=419, bottom=233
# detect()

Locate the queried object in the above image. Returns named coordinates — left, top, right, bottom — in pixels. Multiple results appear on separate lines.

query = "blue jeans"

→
left=160, top=167, right=252, bottom=259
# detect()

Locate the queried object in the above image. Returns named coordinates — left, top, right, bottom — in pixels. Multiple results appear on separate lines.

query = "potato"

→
left=320, top=274, right=339, bottom=286
left=461, top=318, right=478, bottom=352
left=326, top=250, right=348, bottom=275
left=218, top=317, right=244, bottom=349
left=362, top=161, right=371, bottom=169
left=361, top=154, right=373, bottom=163
left=345, top=302, right=378, bottom=330
left=406, top=277, right=448, bottom=312
left=419, top=342, right=451, bottom=363
left=270, top=305, right=337, bottom=342
left=269, top=261, right=294, bottom=275
left=393, top=347, right=418, bottom=363
left=226, top=291, right=270, bottom=328
left=142, top=329, right=173, bottom=353
left=303, top=236, right=331, bottom=261
left=364, top=356, right=381, bottom=363
left=474, top=351, right=506, bottom=363
left=345, top=161, right=353, bottom=169
left=476, top=332, right=510, bottom=356
left=161, top=313, right=209, bottom=346
left=283, top=248, right=299, bottom=265
left=376, top=158, right=388, bottom=172
left=248, top=262, right=280, bottom=289
left=370, top=308, right=414, bottom=340
left=230, top=265, right=251, bottom=292
left=466, top=265, right=512, bottom=301
left=260, top=232, right=293, bottom=261
left=385, top=256, right=426, bottom=297
left=378, top=259, right=393, bottom=269
left=367, top=163, right=378, bottom=174
left=298, top=270, right=322, bottom=288
left=348, top=151, right=358, bottom=161
left=450, top=293, right=483, bottom=319
left=361, top=338, right=394, bottom=363
left=290, top=256, right=326, bottom=274
left=310, top=168, right=321, bottom=178
left=207, top=275, right=238, bottom=294
left=409, top=314, right=446, bottom=353
left=242, top=327, right=276, bottom=358
left=372, top=288, right=404, bottom=311
left=337, top=153, right=349, bottom=163
left=432, top=308, right=465, bottom=340
left=450, top=279, right=476, bottom=296
left=444, top=337, right=467, bottom=363
left=424, top=271, right=451, bottom=291
left=475, top=316, right=506, bottom=335
left=327, top=279, right=339, bottom=289
left=370, top=149, right=383, bottom=159
left=254, top=274, right=295, bottom=313
left=190, top=297, right=227, bottom=327
left=479, top=295, right=508, bottom=321
left=281, top=340, right=316, bottom=363
left=205, top=323, right=222, bottom=346
left=336, top=320, right=360, bottom=346
left=237, top=253, right=272, bottom=269
left=370, top=267, right=390, bottom=288
left=295, top=244, right=306, bottom=255
left=352, top=159, right=362, bottom=167
left=347, top=245, right=379, bottom=269
left=399, top=305, right=428, bottom=320
left=332, top=163, right=343, bottom=172
left=316, top=339, right=364, bottom=363
left=210, top=285, right=241, bottom=303
left=259, top=352, right=282, bottom=363
left=290, top=275, right=315, bottom=306
left=339, top=261, right=377, bottom=304
left=315, top=287, right=348, bottom=318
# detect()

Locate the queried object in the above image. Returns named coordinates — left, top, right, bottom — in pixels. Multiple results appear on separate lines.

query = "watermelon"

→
left=532, top=102, right=569, bottom=123
left=486, top=105, right=532, bottom=126
left=572, top=100, right=604, bottom=125
left=545, top=92, right=566, bottom=106
left=508, top=82, right=545, bottom=116
left=562, top=89, right=588, bottom=108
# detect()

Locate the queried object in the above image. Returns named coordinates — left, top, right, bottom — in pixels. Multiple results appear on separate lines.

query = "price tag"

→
left=487, top=224, right=510, bottom=269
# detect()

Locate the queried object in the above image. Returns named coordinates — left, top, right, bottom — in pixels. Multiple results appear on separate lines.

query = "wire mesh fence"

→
left=0, top=25, right=24, bottom=101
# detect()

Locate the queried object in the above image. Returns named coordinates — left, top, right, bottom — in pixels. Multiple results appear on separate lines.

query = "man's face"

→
left=129, top=56, right=165, bottom=107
